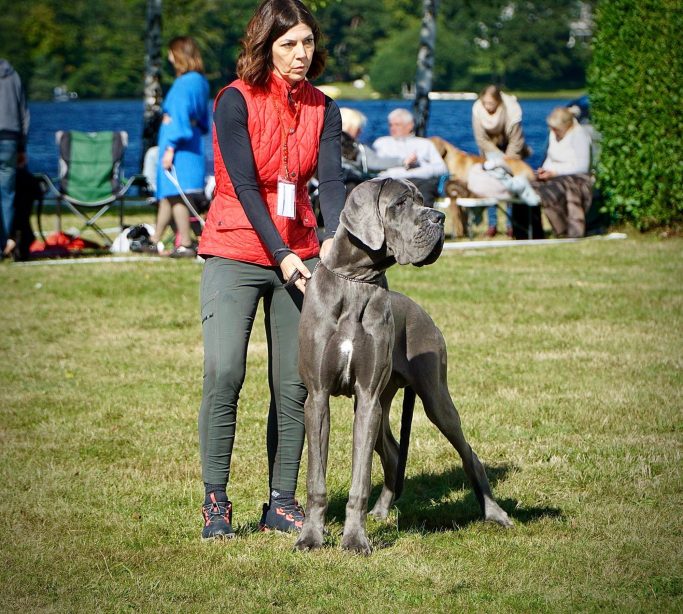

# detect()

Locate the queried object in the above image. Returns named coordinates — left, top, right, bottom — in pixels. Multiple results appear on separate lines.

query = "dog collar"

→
left=315, top=261, right=383, bottom=286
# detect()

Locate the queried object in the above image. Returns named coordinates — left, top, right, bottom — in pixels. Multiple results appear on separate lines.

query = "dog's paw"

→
left=341, top=530, right=372, bottom=555
left=368, top=489, right=393, bottom=520
left=368, top=504, right=390, bottom=520
left=294, top=526, right=324, bottom=551
left=485, top=502, right=514, bottom=528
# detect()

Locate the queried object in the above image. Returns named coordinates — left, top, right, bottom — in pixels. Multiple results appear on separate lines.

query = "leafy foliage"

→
left=589, top=0, right=683, bottom=228
left=0, top=0, right=592, bottom=100
left=368, top=18, right=471, bottom=96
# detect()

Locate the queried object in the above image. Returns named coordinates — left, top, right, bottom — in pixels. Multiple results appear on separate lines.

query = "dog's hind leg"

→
left=421, top=388, right=513, bottom=528
left=369, top=382, right=401, bottom=519
left=295, top=391, right=331, bottom=551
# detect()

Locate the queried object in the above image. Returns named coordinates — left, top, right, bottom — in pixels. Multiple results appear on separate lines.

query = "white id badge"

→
left=277, top=177, right=296, bottom=219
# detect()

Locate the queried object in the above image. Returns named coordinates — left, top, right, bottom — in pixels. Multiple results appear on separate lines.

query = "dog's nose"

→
left=427, top=208, right=445, bottom=225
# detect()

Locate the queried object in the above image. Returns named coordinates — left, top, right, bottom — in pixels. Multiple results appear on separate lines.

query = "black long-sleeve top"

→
left=213, top=87, right=346, bottom=264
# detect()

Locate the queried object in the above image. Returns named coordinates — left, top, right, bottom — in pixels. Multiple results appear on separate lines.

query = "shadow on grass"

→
left=234, top=465, right=563, bottom=547
left=324, top=464, right=563, bottom=549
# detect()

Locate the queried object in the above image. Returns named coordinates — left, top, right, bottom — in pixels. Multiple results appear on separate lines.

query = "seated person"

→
left=533, top=106, right=594, bottom=238
left=372, top=108, right=448, bottom=207
left=339, top=107, right=402, bottom=193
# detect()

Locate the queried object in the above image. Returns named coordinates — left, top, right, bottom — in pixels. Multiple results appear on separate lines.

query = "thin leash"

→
left=163, top=166, right=206, bottom=229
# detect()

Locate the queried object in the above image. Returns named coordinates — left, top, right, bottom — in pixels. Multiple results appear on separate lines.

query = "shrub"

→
left=588, top=0, right=683, bottom=229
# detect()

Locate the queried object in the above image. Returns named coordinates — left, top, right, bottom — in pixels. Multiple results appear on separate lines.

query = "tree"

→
left=368, top=18, right=470, bottom=97
left=0, top=0, right=595, bottom=99
left=313, top=0, right=391, bottom=82
left=142, top=0, right=163, bottom=163
left=413, top=0, right=438, bottom=136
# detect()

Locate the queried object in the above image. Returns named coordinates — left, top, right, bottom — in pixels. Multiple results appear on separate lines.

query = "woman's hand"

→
left=162, top=147, right=175, bottom=170
left=536, top=168, right=555, bottom=181
left=280, top=252, right=311, bottom=294
left=319, top=237, right=333, bottom=261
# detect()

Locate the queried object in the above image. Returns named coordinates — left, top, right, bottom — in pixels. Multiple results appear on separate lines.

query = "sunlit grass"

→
left=1, top=228, right=681, bottom=612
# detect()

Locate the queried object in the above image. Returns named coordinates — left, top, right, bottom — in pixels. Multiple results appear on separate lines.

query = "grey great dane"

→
left=295, top=178, right=511, bottom=554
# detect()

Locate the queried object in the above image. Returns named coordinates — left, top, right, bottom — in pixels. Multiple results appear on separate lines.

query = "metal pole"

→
left=141, top=0, right=163, bottom=173
left=412, top=0, right=439, bottom=137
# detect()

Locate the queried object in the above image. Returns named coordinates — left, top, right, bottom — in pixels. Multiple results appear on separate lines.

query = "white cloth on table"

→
left=466, top=164, right=511, bottom=200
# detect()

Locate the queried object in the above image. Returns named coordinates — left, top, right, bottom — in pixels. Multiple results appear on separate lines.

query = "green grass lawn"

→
left=1, top=230, right=681, bottom=612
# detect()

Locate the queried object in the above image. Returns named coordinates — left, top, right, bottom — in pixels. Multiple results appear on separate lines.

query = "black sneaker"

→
left=259, top=499, right=305, bottom=533
left=201, top=493, right=235, bottom=540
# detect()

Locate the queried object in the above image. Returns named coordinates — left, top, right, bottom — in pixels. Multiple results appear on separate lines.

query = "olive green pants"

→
left=198, top=256, right=316, bottom=494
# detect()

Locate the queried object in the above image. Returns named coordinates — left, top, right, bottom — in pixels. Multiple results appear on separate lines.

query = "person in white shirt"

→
left=339, top=107, right=402, bottom=180
left=538, top=106, right=591, bottom=179
left=533, top=106, right=595, bottom=238
left=372, top=108, right=447, bottom=207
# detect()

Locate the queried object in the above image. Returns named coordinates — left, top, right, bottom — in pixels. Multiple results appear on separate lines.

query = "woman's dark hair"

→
left=236, top=0, right=327, bottom=88
left=479, top=84, right=502, bottom=103
left=169, top=36, right=205, bottom=75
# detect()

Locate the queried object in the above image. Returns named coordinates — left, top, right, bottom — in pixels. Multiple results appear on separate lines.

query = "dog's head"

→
left=340, top=178, right=445, bottom=266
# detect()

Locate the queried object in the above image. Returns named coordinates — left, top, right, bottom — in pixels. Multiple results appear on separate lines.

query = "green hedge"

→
left=589, top=0, right=683, bottom=229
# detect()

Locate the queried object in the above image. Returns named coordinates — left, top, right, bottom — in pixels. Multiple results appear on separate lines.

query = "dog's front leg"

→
left=295, top=391, right=330, bottom=551
left=341, top=391, right=383, bottom=554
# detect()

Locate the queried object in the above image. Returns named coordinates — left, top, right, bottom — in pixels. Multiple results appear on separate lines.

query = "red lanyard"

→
left=272, top=94, right=301, bottom=181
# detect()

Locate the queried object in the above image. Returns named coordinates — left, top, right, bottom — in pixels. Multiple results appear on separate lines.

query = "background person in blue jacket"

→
left=148, top=37, right=209, bottom=257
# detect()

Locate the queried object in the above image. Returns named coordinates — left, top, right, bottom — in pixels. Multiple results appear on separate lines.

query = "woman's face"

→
left=551, top=124, right=570, bottom=140
left=481, top=93, right=499, bottom=114
left=271, top=23, right=315, bottom=85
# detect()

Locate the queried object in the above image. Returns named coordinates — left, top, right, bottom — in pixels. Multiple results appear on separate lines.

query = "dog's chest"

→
left=323, top=292, right=394, bottom=397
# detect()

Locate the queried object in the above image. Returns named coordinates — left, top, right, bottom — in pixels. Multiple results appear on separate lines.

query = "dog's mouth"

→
left=413, top=210, right=445, bottom=266
left=414, top=232, right=444, bottom=266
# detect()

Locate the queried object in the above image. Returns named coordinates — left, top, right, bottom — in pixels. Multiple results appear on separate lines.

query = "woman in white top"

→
left=538, top=107, right=591, bottom=179
left=533, top=107, right=595, bottom=238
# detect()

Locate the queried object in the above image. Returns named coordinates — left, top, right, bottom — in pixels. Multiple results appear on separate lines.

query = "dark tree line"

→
left=0, top=0, right=593, bottom=100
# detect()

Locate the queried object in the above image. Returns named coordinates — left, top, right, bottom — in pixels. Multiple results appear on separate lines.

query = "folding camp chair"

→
left=40, top=130, right=136, bottom=246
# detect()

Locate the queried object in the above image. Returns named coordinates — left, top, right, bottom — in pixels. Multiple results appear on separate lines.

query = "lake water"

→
left=26, top=98, right=569, bottom=182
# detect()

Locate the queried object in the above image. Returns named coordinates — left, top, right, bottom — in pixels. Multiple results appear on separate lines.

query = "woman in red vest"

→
left=197, top=0, right=345, bottom=539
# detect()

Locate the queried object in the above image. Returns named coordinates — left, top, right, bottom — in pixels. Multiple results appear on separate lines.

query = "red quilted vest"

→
left=199, top=74, right=325, bottom=265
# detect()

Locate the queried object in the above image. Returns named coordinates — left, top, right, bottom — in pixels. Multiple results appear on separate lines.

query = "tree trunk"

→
left=413, top=0, right=439, bottom=137
left=141, top=0, right=163, bottom=172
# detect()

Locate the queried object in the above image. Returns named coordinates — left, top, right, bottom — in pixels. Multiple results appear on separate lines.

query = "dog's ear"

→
left=340, top=178, right=387, bottom=250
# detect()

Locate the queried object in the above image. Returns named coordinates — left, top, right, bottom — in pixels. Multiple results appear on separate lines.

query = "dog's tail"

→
left=395, top=386, right=416, bottom=501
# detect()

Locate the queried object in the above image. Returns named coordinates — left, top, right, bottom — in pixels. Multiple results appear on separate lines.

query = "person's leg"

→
left=260, top=258, right=314, bottom=531
left=533, top=179, right=568, bottom=237
left=565, top=176, right=591, bottom=238
left=486, top=205, right=498, bottom=236
left=0, top=140, right=18, bottom=252
left=170, top=196, right=194, bottom=247
left=150, top=197, right=172, bottom=244
left=264, top=262, right=310, bottom=494
left=198, top=257, right=266, bottom=537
